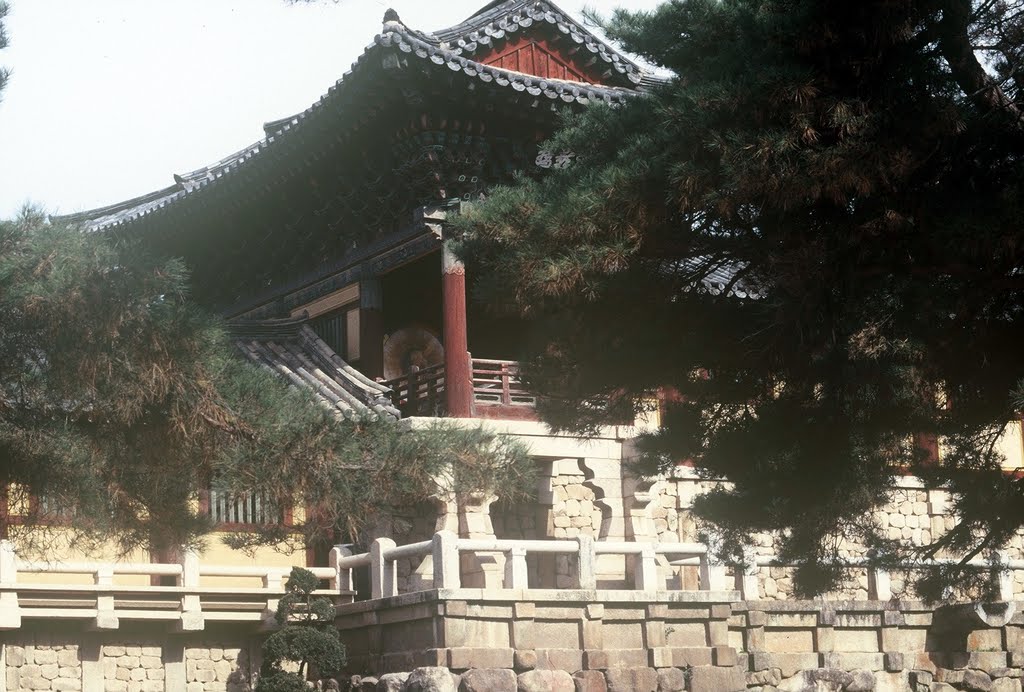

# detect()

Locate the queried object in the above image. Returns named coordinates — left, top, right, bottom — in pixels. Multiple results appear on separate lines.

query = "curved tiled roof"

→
left=657, top=257, right=766, bottom=301
left=58, top=4, right=647, bottom=234
left=231, top=317, right=400, bottom=421
left=423, top=0, right=647, bottom=86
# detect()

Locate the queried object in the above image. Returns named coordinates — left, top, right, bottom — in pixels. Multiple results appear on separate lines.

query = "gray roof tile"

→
left=57, top=4, right=649, bottom=233
left=231, top=318, right=399, bottom=421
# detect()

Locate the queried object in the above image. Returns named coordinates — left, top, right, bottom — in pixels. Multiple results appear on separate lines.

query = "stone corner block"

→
left=514, top=649, right=537, bottom=672
left=712, top=646, right=738, bottom=667
left=406, top=667, right=457, bottom=692
left=571, top=670, right=607, bottom=692
left=603, top=667, right=657, bottom=692
left=884, top=651, right=905, bottom=672
left=376, top=672, right=410, bottom=692
left=447, top=647, right=514, bottom=671
left=444, top=601, right=469, bottom=618
left=710, top=604, right=732, bottom=620
left=656, top=667, right=686, bottom=692
left=458, top=668, right=516, bottom=692
left=517, top=669, right=574, bottom=692
left=882, top=610, right=905, bottom=627
left=688, top=665, right=745, bottom=692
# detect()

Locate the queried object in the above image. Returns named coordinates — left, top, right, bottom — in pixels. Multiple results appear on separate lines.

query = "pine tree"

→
left=0, top=210, right=532, bottom=557
left=0, top=1, right=9, bottom=99
left=458, top=0, right=1024, bottom=598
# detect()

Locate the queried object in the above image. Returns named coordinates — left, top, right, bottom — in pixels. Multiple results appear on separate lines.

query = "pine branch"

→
left=938, top=0, right=1024, bottom=133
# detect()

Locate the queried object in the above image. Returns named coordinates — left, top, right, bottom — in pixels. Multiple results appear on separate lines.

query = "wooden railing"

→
left=379, top=363, right=446, bottom=417
left=471, top=358, right=536, bottom=407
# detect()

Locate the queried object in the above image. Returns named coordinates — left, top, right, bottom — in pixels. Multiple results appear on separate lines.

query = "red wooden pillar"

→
left=443, top=243, right=473, bottom=417
left=359, top=278, right=385, bottom=379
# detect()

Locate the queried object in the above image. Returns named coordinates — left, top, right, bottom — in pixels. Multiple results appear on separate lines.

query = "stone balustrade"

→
left=0, top=541, right=347, bottom=632
left=333, top=530, right=1024, bottom=605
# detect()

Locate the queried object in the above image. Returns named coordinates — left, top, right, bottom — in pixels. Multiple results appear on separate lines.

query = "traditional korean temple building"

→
left=6, top=4, right=1024, bottom=688
left=63, top=0, right=658, bottom=423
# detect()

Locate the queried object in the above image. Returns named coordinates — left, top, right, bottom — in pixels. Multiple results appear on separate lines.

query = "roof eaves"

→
left=63, top=18, right=642, bottom=234
left=429, top=0, right=648, bottom=86
left=385, top=26, right=636, bottom=106
left=64, top=37, right=389, bottom=233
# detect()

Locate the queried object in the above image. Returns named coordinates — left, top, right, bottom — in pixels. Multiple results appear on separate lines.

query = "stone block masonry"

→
left=4, top=638, right=81, bottom=692
left=101, top=644, right=164, bottom=692
left=1, top=632, right=257, bottom=692
left=183, top=646, right=248, bottom=692
left=332, top=589, right=1023, bottom=692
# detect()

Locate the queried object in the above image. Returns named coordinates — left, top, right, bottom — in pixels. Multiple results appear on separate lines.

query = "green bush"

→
left=255, top=567, right=345, bottom=692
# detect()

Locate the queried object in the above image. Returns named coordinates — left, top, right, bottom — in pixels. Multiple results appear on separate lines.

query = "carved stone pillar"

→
left=406, top=495, right=460, bottom=591
left=458, top=493, right=504, bottom=588
left=579, top=458, right=628, bottom=587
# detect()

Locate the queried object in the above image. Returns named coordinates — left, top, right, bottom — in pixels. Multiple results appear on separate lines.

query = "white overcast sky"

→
left=0, top=0, right=663, bottom=218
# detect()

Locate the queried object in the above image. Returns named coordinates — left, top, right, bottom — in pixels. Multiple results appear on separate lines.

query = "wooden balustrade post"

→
left=505, top=547, right=529, bottom=589
left=576, top=535, right=597, bottom=590
left=0, top=539, right=21, bottom=629
left=432, top=530, right=460, bottom=589
left=409, top=369, right=420, bottom=415
left=370, top=538, right=397, bottom=599
left=501, top=362, right=511, bottom=405
left=177, top=548, right=204, bottom=631
left=869, top=567, right=892, bottom=601
left=329, top=544, right=355, bottom=594
left=635, top=544, right=660, bottom=592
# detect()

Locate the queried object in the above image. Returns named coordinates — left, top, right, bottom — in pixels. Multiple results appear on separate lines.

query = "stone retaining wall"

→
left=335, top=589, right=1024, bottom=691
left=325, top=663, right=1024, bottom=692
left=4, top=593, right=1022, bottom=692
left=4, top=638, right=81, bottom=692
left=101, top=644, right=163, bottom=692
left=1, top=632, right=257, bottom=692
left=524, top=460, right=1024, bottom=599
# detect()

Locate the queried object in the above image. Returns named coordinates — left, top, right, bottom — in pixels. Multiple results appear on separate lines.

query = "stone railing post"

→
left=738, top=546, right=760, bottom=600
left=504, top=546, right=529, bottom=589
left=576, top=534, right=596, bottom=590
left=996, top=550, right=1014, bottom=602
left=698, top=553, right=727, bottom=592
left=0, top=539, right=21, bottom=629
left=261, top=570, right=284, bottom=629
left=371, top=537, right=397, bottom=599
left=177, top=548, right=204, bottom=631
left=93, top=565, right=119, bottom=630
left=635, top=544, right=659, bottom=591
left=329, top=544, right=354, bottom=593
left=432, top=530, right=460, bottom=589
left=869, top=566, right=892, bottom=601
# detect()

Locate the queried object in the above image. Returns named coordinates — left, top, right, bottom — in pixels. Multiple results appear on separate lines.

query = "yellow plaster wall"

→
left=197, top=534, right=309, bottom=588
left=6, top=527, right=152, bottom=586
left=6, top=519, right=309, bottom=589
